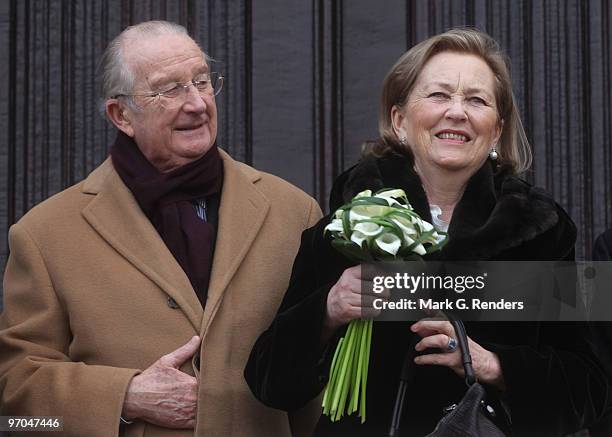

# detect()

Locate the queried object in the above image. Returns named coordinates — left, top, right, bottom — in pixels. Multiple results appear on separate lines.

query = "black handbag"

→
left=389, top=314, right=507, bottom=437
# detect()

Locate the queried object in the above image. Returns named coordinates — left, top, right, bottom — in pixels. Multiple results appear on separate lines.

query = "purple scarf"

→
left=110, top=131, right=223, bottom=307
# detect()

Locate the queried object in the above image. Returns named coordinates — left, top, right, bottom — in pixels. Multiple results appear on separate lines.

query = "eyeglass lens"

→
left=158, top=74, right=224, bottom=108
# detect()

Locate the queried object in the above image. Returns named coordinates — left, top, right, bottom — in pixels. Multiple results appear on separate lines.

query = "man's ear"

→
left=106, top=99, right=134, bottom=137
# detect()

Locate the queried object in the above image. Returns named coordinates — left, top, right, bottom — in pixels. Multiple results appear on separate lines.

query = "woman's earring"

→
left=400, top=136, right=407, bottom=146
left=489, top=145, right=498, bottom=161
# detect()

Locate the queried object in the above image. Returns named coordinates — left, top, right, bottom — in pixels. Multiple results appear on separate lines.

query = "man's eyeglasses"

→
left=112, top=72, right=224, bottom=109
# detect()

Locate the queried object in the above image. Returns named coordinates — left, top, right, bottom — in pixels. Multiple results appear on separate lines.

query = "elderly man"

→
left=0, top=21, right=321, bottom=436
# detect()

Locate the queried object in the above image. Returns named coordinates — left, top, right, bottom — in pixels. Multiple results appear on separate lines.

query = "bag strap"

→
left=447, top=312, right=476, bottom=386
left=389, top=314, right=477, bottom=436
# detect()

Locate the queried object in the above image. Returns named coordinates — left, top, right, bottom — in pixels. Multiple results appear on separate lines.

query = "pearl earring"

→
left=400, top=136, right=407, bottom=146
left=489, top=146, right=498, bottom=161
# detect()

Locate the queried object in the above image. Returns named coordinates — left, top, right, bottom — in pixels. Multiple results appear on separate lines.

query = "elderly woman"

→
left=245, top=28, right=607, bottom=435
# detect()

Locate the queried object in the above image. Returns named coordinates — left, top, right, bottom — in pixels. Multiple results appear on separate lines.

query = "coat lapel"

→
left=202, top=151, right=270, bottom=335
left=81, top=159, right=204, bottom=331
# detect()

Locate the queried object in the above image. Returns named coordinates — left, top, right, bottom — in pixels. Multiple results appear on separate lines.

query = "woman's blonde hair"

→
left=366, top=27, right=532, bottom=174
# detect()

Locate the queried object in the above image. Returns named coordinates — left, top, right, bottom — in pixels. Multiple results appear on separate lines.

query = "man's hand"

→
left=122, top=336, right=201, bottom=428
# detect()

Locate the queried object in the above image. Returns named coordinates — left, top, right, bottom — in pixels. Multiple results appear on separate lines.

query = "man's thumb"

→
left=160, top=335, right=201, bottom=368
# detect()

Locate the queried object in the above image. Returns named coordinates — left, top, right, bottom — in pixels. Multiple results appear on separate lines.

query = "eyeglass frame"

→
left=111, top=72, right=224, bottom=106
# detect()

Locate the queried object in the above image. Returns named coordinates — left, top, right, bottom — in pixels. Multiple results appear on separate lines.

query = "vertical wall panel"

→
left=0, top=0, right=10, bottom=310
left=312, top=0, right=345, bottom=206
left=251, top=0, right=314, bottom=191
left=588, top=0, right=610, bottom=248
left=342, top=0, right=406, bottom=169
left=191, top=1, right=249, bottom=162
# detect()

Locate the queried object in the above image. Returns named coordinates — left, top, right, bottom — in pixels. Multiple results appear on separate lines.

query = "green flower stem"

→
left=330, top=322, right=355, bottom=417
left=322, top=336, right=344, bottom=414
left=333, top=321, right=358, bottom=421
left=349, top=321, right=364, bottom=413
left=322, top=319, right=373, bottom=422
left=350, top=320, right=365, bottom=413
left=351, top=320, right=368, bottom=413
left=360, top=319, right=372, bottom=422
left=326, top=337, right=346, bottom=416
left=343, top=323, right=361, bottom=417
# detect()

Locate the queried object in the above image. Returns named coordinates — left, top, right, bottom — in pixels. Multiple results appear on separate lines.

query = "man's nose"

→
left=445, top=97, right=468, bottom=121
left=182, top=84, right=207, bottom=113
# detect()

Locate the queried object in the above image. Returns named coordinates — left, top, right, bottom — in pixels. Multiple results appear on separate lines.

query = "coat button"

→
left=167, top=297, right=179, bottom=309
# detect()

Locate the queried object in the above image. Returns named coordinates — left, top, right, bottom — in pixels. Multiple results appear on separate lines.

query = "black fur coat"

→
left=246, top=154, right=607, bottom=436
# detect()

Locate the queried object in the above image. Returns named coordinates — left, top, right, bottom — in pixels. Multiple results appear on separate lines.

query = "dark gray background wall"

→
left=1, top=0, right=611, bottom=306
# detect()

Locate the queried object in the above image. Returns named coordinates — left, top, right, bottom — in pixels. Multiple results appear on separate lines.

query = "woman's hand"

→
left=321, top=265, right=385, bottom=343
left=325, top=266, right=364, bottom=330
left=411, top=320, right=505, bottom=391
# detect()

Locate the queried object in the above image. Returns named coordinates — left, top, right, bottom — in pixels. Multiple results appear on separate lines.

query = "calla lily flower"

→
left=355, top=189, right=372, bottom=198
left=391, top=217, right=418, bottom=237
left=432, top=231, right=445, bottom=244
left=350, top=230, right=368, bottom=247
left=412, top=242, right=427, bottom=256
left=350, top=204, right=392, bottom=222
left=403, top=234, right=415, bottom=246
left=376, top=188, right=406, bottom=198
left=375, top=233, right=401, bottom=255
left=325, top=218, right=344, bottom=233
left=354, top=221, right=383, bottom=236
left=374, top=189, right=407, bottom=206
left=420, top=220, right=434, bottom=232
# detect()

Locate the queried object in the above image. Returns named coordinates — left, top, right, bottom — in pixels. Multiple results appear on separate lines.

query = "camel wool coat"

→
left=0, top=149, right=323, bottom=437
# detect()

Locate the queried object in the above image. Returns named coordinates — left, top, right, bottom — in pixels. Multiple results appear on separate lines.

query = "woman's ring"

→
left=446, top=337, right=457, bottom=352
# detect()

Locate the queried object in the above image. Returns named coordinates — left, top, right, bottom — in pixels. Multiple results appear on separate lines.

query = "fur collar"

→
left=329, top=154, right=575, bottom=260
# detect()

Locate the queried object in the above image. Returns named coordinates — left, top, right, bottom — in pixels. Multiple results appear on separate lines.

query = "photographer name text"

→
left=373, top=297, right=524, bottom=311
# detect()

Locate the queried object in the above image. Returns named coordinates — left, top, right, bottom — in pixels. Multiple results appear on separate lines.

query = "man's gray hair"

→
left=96, top=20, right=206, bottom=116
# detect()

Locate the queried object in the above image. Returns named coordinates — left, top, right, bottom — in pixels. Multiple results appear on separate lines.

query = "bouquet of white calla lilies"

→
left=321, top=188, right=448, bottom=423
left=324, top=188, right=446, bottom=262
